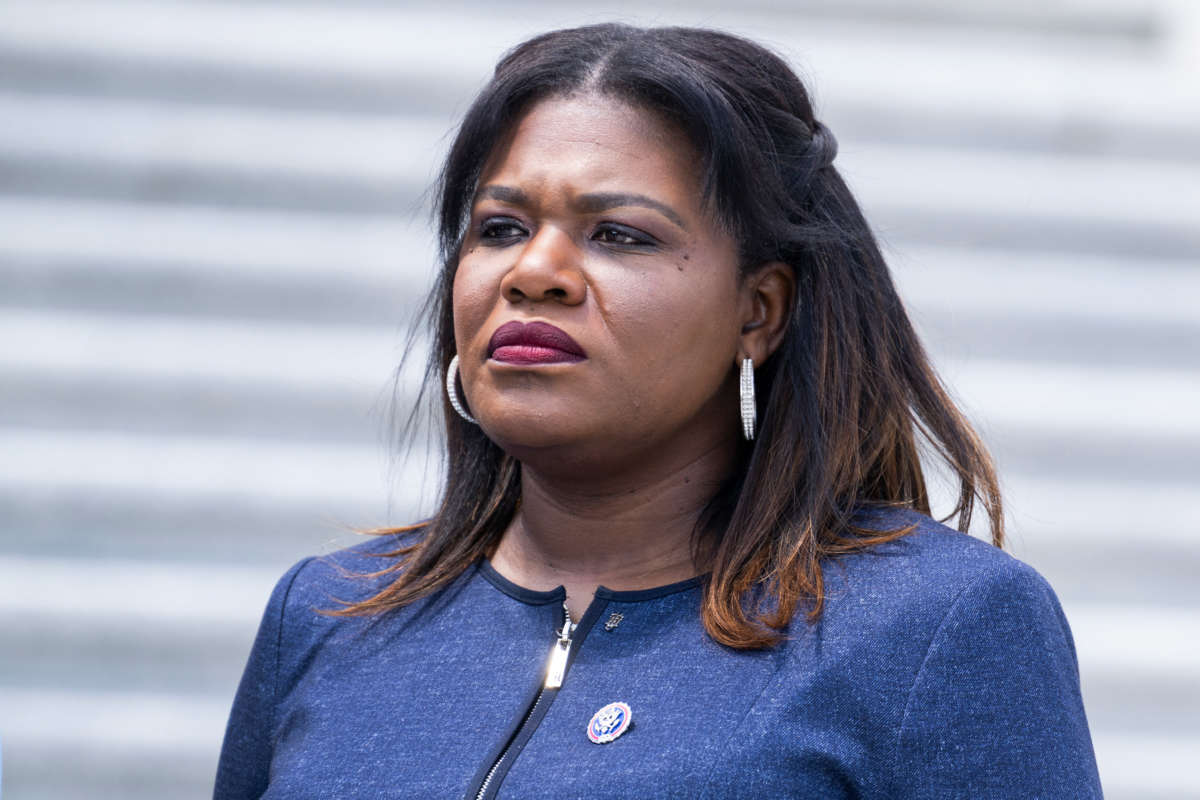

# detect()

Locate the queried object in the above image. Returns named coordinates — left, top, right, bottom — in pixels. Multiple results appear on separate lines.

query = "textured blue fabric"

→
left=214, top=508, right=1102, bottom=798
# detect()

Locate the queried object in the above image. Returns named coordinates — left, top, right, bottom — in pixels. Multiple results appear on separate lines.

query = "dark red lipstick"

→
left=488, top=321, right=587, bottom=365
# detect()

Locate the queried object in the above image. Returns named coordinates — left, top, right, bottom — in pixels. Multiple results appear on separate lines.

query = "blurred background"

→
left=1, top=0, right=1197, bottom=797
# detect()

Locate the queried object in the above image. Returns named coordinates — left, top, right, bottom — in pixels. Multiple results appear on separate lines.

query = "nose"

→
left=499, top=226, right=587, bottom=305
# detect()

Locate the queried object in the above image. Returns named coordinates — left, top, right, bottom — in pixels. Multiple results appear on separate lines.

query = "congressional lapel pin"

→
left=587, top=701, right=632, bottom=744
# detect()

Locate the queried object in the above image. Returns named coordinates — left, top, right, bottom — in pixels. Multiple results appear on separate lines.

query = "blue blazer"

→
left=215, top=507, right=1102, bottom=798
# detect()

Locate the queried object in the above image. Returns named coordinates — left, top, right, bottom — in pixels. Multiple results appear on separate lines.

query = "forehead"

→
left=477, top=93, right=704, bottom=207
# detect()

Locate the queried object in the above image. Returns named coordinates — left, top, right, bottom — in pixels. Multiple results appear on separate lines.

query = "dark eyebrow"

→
left=476, top=185, right=688, bottom=232
left=476, top=185, right=528, bottom=205
left=574, top=192, right=688, bottom=232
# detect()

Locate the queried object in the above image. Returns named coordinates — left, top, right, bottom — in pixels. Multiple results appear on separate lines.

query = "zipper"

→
left=544, top=605, right=574, bottom=689
left=471, top=604, right=575, bottom=800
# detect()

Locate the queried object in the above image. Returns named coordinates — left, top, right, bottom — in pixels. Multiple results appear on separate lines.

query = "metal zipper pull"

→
left=544, top=606, right=573, bottom=689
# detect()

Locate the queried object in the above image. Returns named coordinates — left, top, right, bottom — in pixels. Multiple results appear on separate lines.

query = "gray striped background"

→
left=1, top=1, right=1197, bottom=798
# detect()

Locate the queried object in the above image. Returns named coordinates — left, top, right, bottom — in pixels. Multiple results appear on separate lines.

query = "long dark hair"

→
left=331, top=23, right=1003, bottom=648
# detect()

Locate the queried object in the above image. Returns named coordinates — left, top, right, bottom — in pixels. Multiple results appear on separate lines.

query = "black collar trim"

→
left=476, top=559, right=565, bottom=605
left=476, top=558, right=702, bottom=605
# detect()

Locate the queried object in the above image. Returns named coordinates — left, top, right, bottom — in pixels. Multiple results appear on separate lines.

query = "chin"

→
left=478, top=411, right=580, bottom=453
left=479, top=415, right=630, bottom=474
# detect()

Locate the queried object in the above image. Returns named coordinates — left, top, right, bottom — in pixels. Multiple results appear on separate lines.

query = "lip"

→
left=488, top=321, right=587, bottom=365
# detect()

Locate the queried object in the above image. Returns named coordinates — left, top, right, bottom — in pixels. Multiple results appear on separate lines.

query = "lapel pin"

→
left=587, top=702, right=633, bottom=744
left=604, top=612, right=624, bottom=631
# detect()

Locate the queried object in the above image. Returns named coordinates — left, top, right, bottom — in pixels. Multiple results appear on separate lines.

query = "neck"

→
left=489, top=436, right=737, bottom=620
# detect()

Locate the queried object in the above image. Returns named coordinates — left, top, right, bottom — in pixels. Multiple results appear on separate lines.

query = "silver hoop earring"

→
left=740, top=357, right=756, bottom=441
left=446, top=355, right=477, bottom=424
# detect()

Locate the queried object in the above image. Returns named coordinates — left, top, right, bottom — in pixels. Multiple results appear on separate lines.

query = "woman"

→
left=215, top=23, right=1102, bottom=799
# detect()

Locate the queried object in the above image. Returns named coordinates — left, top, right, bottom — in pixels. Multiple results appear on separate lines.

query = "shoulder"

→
left=272, top=527, right=426, bottom=613
left=845, top=503, right=1033, bottom=583
left=249, top=528, right=429, bottom=664
left=718, top=508, right=1097, bottom=796
left=835, top=504, right=1057, bottom=610
left=838, top=510, right=1103, bottom=795
left=815, top=505, right=1071, bottom=662
left=255, top=528, right=433, bottom=683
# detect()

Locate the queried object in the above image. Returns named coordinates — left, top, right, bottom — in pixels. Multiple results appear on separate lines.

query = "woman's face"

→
left=452, top=93, right=749, bottom=472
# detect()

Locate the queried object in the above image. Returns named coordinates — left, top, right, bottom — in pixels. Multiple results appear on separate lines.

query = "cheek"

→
left=451, top=255, right=498, bottom=348
left=601, top=266, right=741, bottom=398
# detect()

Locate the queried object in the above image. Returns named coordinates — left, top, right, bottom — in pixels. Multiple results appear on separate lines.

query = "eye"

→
left=479, top=217, right=527, bottom=243
left=593, top=224, right=655, bottom=247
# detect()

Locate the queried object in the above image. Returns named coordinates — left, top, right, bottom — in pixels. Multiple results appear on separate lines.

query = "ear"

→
left=737, top=261, right=795, bottom=367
